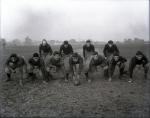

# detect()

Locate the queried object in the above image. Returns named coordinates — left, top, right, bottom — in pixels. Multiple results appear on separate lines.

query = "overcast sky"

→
left=1, top=0, right=149, bottom=42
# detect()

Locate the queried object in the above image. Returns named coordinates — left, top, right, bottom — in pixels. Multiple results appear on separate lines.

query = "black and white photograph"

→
left=0, top=0, right=149, bottom=117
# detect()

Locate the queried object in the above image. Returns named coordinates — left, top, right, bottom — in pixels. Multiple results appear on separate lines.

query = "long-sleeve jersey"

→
left=103, top=44, right=119, bottom=57
left=83, top=44, right=95, bottom=58
left=69, top=55, right=83, bottom=74
left=90, top=55, right=107, bottom=68
left=130, top=55, right=148, bottom=66
left=28, top=57, right=44, bottom=68
left=46, top=56, right=64, bottom=68
left=110, top=56, right=127, bottom=66
left=108, top=56, right=127, bottom=77
left=6, top=56, right=26, bottom=70
left=59, top=44, right=73, bottom=55
left=39, top=44, right=53, bottom=55
left=129, top=54, right=149, bottom=78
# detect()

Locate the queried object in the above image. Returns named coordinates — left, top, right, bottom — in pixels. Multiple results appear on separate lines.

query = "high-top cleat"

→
left=6, top=74, right=11, bottom=82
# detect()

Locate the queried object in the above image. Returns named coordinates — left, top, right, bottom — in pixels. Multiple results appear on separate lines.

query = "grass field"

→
left=0, top=44, right=150, bottom=117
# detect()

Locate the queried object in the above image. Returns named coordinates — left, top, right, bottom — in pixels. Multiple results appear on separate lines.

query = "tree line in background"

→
left=0, top=36, right=149, bottom=47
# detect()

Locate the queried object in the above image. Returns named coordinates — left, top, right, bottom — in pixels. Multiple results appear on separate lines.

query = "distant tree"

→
left=116, top=41, right=121, bottom=44
left=11, top=38, right=21, bottom=46
left=49, top=40, right=55, bottom=45
left=0, top=38, right=6, bottom=48
left=124, top=38, right=132, bottom=44
left=69, top=39, right=77, bottom=44
left=134, top=37, right=144, bottom=44
left=24, top=36, right=33, bottom=45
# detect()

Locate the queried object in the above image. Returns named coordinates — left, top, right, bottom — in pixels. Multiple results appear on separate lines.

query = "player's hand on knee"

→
left=128, top=78, right=133, bottom=83
left=103, top=66, right=108, bottom=70
left=108, top=77, right=112, bottom=82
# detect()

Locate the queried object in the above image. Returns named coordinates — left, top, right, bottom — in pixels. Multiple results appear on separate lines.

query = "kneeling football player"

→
left=108, top=53, right=127, bottom=82
left=128, top=51, right=149, bottom=83
left=28, top=53, right=48, bottom=83
left=46, top=51, right=65, bottom=80
left=5, top=53, right=27, bottom=86
left=85, top=51, right=108, bottom=83
left=69, top=52, right=83, bottom=86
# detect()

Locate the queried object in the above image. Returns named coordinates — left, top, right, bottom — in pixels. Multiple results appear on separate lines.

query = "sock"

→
left=28, top=73, right=34, bottom=77
left=66, top=73, right=69, bottom=80
left=7, top=73, right=11, bottom=78
left=85, top=73, right=88, bottom=78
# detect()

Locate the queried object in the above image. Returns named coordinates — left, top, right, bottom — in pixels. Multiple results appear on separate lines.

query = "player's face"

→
left=86, top=42, right=90, bottom=47
left=108, top=43, right=112, bottom=47
left=33, top=57, right=39, bottom=62
left=42, top=41, right=47, bottom=46
left=54, top=54, right=60, bottom=60
left=136, top=55, right=143, bottom=60
left=72, top=57, right=78, bottom=62
left=64, top=44, right=68, bottom=48
left=11, top=57, right=17, bottom=63
left=114, top=56, right=119, bottom=61
left=93, top=55, right=98, bottom=60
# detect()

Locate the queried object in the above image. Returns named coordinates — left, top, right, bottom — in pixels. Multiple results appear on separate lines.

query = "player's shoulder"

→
left=18, top=55, right=25, bottom=60
left=60, top=44, right=64, bottom=48
left=98, top=54, right=104, bottom=58
left=104, top=44, right=109, bottom=47
left=28, top=57, right=33, bottom=63
left=78, top=54, right=83, bottom=59
left=83, top=44, right=86, bottom=47
left=91, top=44, right=94, bottom=47
left=39, top=44, right=42, bottom=47
left=131, top=56, right=136, bottom=60
left=119, top=56, right=127, bottom=60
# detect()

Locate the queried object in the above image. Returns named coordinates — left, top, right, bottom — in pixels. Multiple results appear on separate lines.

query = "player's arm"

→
left=92, top=45, right=95, bottom=52
left=100, top=55, right=108, bottom=69
left=59, top=45, right=63, bottom=56
left=114, top=45, right=119, bottom=54
left=129, top=57, right=136, bottom=78
left=79, top=57, right=83, bottom=73
left=143, top=55, right=149, bottom=65
left=103, top=45, right=107, bottom=57
left=69, top=58, right=74, bottom=75
left=39, top=45, right=42, bottom=56
left=5, top=58, right=10, bottom=67
left=70, top=45, right=74, bottom=54
left=48, top=45, right=53, bottom=55
left=83, top=46, right=85, bottom=58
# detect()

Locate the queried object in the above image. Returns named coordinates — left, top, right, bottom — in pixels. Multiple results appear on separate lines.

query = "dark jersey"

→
left=69, top=54, right=83, bottom=74
left=103, top=44, right=119, bottom=57
left=47, top=56, right=63, bottom=67
left=130, top=55, right=148, bottom=65
left=90, top=55, right=107, bottom=67
left=83, top=44, right=95, bottom=57
left=129, top=54, right=148, bottom=78
left=69, top=55, right=83, bottom=67
left=110, top=56, right=127, bottom=66
left=39, top=44, right=52, bottom=54
left=6, top=56, right=26, bottom=69
left=60, top=44, right=73, bottom=55
left=28, top=58, right=43, bottom=68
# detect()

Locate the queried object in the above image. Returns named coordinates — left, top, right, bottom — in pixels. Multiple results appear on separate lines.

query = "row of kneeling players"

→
left=4, top=39, right=149, bottom=86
